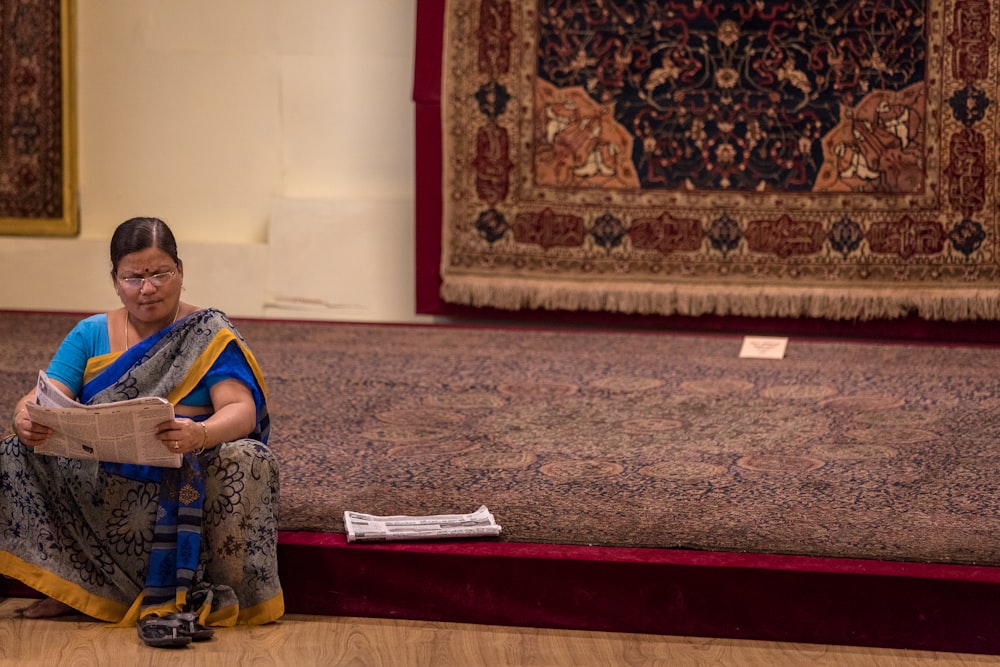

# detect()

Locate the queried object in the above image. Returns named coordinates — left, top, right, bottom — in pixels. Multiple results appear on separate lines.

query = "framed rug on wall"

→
left=415, top=0, right=1000, bottom=324
left=0, top=0, right=78, bottom=237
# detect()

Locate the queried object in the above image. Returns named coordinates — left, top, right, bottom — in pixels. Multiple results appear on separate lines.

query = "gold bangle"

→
left=195, top=421, right=209, bottom=454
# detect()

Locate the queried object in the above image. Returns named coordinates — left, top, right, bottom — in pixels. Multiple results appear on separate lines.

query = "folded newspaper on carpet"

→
left=24, top=370, right=182, bottom=468
left=344, top=505, right=502, bottom=542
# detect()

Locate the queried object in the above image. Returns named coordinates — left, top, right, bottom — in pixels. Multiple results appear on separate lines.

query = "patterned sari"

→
left=0, top=308, right=283, bottom=626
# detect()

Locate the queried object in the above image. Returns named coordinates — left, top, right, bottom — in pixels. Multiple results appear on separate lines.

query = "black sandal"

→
left=137, top=616, right=192, bottom=648
left=167, top=611, right=215, bottom=641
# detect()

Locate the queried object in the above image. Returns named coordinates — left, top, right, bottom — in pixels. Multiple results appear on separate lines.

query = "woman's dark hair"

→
left=109, top=217, right=180, bottom=276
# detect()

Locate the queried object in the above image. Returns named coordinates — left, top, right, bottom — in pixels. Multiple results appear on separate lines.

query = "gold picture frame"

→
left=0, top=0, right=78, bottom=237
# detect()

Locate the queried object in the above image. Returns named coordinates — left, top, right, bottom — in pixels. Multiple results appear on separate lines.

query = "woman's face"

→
left=114, top=246, right=183, bottom=322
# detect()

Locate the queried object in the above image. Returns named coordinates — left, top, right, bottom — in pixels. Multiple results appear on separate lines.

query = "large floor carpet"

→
left=3, top=311, right=1000, bottom=568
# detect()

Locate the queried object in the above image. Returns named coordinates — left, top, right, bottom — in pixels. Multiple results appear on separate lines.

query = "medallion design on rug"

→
left=438, top=0, right=999, bottom=320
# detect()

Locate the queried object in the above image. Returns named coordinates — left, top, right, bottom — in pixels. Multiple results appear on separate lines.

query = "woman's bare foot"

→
left=21, top=597, right=75, bottom=619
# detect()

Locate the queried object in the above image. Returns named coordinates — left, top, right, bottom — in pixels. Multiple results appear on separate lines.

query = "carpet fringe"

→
left=440, top=277, right=1000, bottom=321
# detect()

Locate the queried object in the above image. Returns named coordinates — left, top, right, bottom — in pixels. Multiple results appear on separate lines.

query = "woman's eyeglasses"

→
left=118, top=270, right=177, bottom=291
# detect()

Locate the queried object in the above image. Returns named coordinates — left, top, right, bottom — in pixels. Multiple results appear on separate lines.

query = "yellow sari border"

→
left=0, top=550, right=129, bottom=623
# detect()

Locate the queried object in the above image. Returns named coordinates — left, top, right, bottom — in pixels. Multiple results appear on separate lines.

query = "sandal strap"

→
left=166, top=611, right=215, bottom=641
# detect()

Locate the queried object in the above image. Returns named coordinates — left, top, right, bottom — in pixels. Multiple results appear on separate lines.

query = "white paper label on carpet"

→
left=739, top=336, right=788, bottom=359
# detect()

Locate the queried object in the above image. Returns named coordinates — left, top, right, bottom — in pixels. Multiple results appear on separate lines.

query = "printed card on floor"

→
left=739, top=336, right=788, bottom=359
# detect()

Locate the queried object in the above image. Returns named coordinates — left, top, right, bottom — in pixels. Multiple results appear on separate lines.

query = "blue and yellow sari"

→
left=0, top=308, right=283, bottom=626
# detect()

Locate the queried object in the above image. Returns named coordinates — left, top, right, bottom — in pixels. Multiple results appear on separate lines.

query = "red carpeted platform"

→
left=276, top=532, right=1000, bottom=655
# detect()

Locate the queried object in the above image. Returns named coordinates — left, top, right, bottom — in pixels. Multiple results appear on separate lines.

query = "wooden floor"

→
left=0, top=598, right=998, bottom=666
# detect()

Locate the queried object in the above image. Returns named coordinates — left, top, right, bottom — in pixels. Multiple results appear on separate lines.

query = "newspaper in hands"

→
left=25, top=370, right=182, bottom=468
left=344, top=505, right=502, bottom=542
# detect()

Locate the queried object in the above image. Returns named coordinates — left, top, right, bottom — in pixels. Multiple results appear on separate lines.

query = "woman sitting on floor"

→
left=2, top=216, right=283, bottom=648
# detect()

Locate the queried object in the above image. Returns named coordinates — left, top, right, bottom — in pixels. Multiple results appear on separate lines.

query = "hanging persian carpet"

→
left=0, top=0, right=76, bottom=236
left=437, top=0, right=1000, bottom=321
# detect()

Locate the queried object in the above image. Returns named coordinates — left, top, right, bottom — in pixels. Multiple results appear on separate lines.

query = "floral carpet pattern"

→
left=4, top=312, right=1000, bottom=567
left=435, top=0, right=1000, bottom=321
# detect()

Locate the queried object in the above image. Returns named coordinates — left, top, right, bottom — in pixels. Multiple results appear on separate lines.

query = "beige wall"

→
left=0, top=0, right=428, bottom=322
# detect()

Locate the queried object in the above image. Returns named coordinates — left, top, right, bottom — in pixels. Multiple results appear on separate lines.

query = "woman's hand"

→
left=12, top=381, right=72, bottom=449
left=12, top=408, right=53, bottom=448
left=155, top=418, right=208, bottom=455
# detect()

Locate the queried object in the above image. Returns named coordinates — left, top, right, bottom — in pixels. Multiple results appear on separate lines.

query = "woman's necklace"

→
left=124, top=303, right=181, bottom=350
